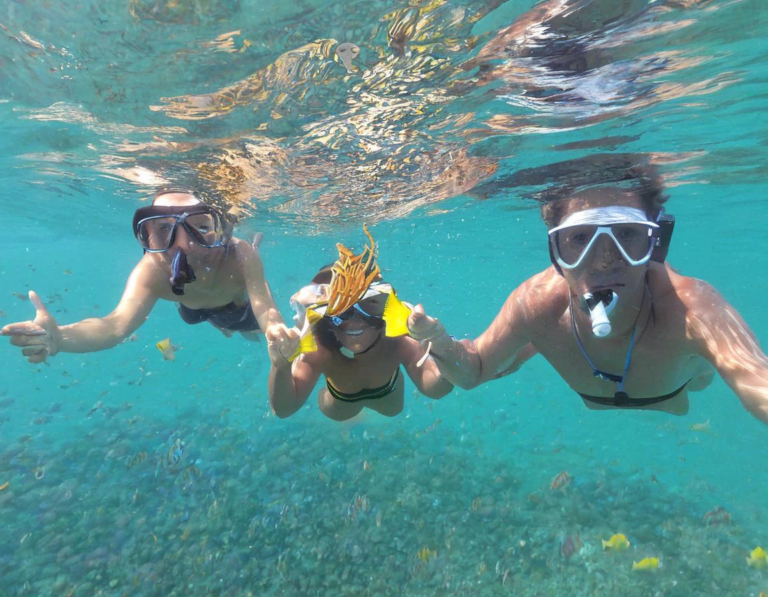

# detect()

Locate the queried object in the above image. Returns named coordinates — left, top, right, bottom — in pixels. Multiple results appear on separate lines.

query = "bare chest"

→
left=534, top=315, right=707, bottom=400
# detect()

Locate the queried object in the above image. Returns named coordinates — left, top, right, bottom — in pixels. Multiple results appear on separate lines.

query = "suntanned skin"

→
left=408, top=187, right=768, bottom=424
left=267, top=293, right=452, bottom=421
left=2, top=192, right=282, bottom=363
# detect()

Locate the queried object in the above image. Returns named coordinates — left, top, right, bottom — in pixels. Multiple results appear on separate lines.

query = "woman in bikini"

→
left=408, top=156, right=768, bottom=424
left=266, top=226, right=452, bottom=421
left=2, top=189, right=282, bottom=362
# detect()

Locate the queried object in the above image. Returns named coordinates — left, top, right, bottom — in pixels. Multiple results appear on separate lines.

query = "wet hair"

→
left=499, top=154, right=668, bottom=228
left=311, top=264, right=334, bottom=285
left=312, top=318, right=343, bottom=352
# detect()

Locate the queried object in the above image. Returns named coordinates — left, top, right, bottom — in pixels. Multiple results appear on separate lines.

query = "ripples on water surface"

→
left=1, top=0, right=767, bottom=595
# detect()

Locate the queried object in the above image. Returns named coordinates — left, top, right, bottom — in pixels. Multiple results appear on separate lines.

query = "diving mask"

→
left=312, top=282, right=391, bottom=328
left=133, top=204, right=230, bottom=252
left=549, top=206, right=659, bottom=270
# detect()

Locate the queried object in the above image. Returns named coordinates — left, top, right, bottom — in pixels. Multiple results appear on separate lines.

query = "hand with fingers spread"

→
left=1, top=291, right=62, bottom=363
left=265, top=323, right=301, bottom=367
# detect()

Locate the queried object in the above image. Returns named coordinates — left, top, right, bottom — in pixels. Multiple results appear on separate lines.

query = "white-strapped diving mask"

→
left=548, top=206, right=659, bottom=270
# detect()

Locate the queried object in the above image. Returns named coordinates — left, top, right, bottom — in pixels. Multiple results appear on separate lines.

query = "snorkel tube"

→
left=583, top=290, right=618, bottom=338
left=170, top=248, right=196, bottom=296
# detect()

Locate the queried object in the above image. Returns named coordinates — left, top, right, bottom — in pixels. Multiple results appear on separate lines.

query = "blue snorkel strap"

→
left=569, top=289, right=645, bottom=405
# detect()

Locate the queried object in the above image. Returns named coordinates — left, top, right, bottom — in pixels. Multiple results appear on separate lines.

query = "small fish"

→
left=126, top=451, right=148, bottom=469
left=33, top=466, right=45, bottom=480
left=167, top=438, right=185, bottom=467
left=86, top=401, right=104, bottom=417
left=471, top=497, right=482, bottom=511
left=64, top=269, right=72, bottom=275
left=550, top=471, right=572, bottom=491
left=602, top=533, right=631, bottom=552
left=747, top=546, right=768, bottom=569
left=416, top=546, right=437, bottom=565
left=703, top=507, right=731, bottom=526
left=363, top=460, right=371, bottom=471
left=0, top=481, right=9, bottom=491
left=690, top=419, right=711, bottom=432
left=423, top=418, right=442, bottom=435
left=561, top=534, right=583, bottom=559
left=156, top=337, right=177, bottom=361
left=632, top=557, right=660, bottom=571
left=12, top=292, right=29, bottom=301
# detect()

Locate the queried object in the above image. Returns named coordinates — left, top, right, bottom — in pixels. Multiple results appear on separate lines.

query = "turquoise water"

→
left=1, top=0, right=767, bottom=595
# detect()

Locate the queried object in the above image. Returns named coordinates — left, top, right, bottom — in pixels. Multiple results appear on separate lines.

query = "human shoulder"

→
left=661, top=266, right=721, bottom=309
left=657, top=266, right=732, bottom=341
left=511, top=267, right=568, bottom=325
left=132, top=254, right=169, bottom=293
left=229, top=236, right=259, bottom=260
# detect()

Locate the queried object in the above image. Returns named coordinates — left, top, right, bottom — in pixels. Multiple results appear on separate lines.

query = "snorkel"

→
left=170, top=248, right=196, bottom=296
left=583, top=290, right=618, bottom=337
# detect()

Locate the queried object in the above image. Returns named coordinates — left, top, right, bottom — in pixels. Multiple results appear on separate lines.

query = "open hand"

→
left=1, top=291, right=62, bottom=363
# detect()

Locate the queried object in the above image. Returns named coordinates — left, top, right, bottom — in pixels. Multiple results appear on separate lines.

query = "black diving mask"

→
left=133, top=204, right=230, bottom=252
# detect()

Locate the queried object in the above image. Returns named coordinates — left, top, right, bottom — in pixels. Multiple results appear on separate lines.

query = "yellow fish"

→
left=602, top=534, right=631, bottom=552
left=416, top=546, right=437, bottom=564
left=382, top=289, right=412, bottom=337
left=289, top=309, right=322, bottom=362
left=747, top=546, right=768, bottom=569
left=632, top=557, right=660, bottom=571
left=156, top=337, right=176, bottom=361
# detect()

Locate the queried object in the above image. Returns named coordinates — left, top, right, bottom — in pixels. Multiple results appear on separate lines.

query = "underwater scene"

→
left=1, top=0, right=767, bottom=595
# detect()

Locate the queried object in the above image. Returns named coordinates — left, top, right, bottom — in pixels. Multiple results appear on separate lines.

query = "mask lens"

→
left=137, top=217, right=177, bottom=251
left=610, top=224, right=654, bottom=261
left=185, top=213, right=221, bottom=247
left=553, top=225, right=598, bottom=267
left=329, top=302, right=384, bottom=328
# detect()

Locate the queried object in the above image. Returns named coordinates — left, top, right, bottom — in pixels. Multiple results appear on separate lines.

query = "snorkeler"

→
left=408, top=156, right=768, bottom=424
left=2, top=189, right=282, bottom=363
left=266, top=226, right=452, bottom=421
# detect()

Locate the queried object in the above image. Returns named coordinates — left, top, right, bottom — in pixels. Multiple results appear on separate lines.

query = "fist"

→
left=266, top=323, right=301, bottom=366
left=407, top=304, right=445, bottom=341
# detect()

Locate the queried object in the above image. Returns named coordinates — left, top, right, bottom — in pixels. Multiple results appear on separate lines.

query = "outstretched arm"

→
left=2, top=258, right=161, bottom=362
left=237, top=236, right=284, bottom=331
left=687, top=281, right=768, bottom=424
left=408, top=284, right=534, bottom=389
left=400, top=336, right=454, bottom=399
left=266, top=324, right=322, bottom=418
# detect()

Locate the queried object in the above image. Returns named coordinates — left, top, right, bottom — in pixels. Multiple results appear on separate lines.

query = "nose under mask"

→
left=170, top=248, right=196, bottom=296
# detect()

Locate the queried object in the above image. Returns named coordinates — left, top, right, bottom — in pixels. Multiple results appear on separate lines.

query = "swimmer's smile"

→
left=343, top=329, right=365, bottom=337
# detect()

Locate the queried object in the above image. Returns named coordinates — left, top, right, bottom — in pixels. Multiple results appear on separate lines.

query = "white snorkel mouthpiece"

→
left=583, top=290, right=618, bottom=338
